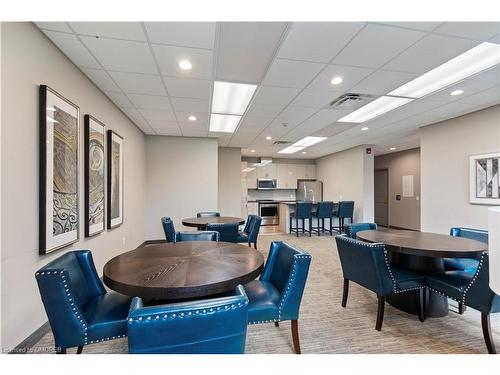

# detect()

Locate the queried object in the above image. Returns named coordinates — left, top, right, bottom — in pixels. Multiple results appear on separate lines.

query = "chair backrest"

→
left=316, top=201, right=334, bottom=218
left=243, top=215, right=255, bottom=234
left=206, top=222, right=239, bottom=243
left=197, top=211, right=220, bottom=218
left=35, top=250, right=106, bottom=349
left=161, top=217, right=176, bottom=242
left=450, top=227, right=489, bottom=245
left=463, top=252, right=500, bottom=314
left=247, top=215, right=262, bottom=243
left=259, top=241, right=311, bottom=321
left=345, top=222, right=378, bottom=239
left=176, top=231, right=219, bottom=242
left=338, top=201, right=355, bottom=218
left=128, top=285, right=249, bottom=354
left=294, top=201, right=313, bottom=219
left=334, top=235, right=394, bottom=296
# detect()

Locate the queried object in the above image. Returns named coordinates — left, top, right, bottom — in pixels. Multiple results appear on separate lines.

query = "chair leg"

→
left=341, top=278, right=349, bottom=307
left=458, top=302, right=467, bottom=315
left=330, top=218, right=333, bottom=235
left=76, top=346, right=83, bottom=354
left=296, top=218, right=299, bottom=237
left=481, top=313, right=497, bottom=354
left=309, top=218, right=311, bottom=237
left=417, top=289, right=426, bottom=322
left=376, top=295, right=385, bottom=331
left=254, top=241, right=257, bottom=250
left=302, top=219, right=305, bottom=234
left=274, top=321, right=279, bottom=327
left=291, top=320, right=301, bottom=354
left=289, top=217, right=292, bottom=234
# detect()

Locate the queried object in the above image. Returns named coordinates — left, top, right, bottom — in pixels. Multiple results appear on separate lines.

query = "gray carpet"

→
left=33, top=233, right=499, bottom=354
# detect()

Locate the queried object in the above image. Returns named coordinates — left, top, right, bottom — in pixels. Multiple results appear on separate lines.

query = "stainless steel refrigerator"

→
left=296, top=180, right=323, bottom=202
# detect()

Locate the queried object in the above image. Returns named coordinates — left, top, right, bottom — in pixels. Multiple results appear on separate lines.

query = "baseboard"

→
left=9, top=321, right=50, bottom=354
left=387, top=225, right=420, bottom=232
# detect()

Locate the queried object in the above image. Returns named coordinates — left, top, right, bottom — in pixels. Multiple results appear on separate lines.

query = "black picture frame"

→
left=107, top=129, right=124, bottom=229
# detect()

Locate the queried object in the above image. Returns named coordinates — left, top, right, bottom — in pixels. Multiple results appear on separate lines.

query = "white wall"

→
left=145, top=136, right=218, bottom=239
left=316, top=145, right=374, bottom=222
left=420, top=105, right=500, bottom=233
left=218, top=147, right=242, bottom=217
left=0, top=22, right=147, bottom=349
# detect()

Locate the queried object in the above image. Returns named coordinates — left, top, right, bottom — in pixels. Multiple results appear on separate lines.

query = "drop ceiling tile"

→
left=456, top=86, right=500, bottom=106
left=80, top=68, right=121, bottom=92
left=150, top=120, right=180, bottom=130
left=307, top=64, right=374, bottom=91
left=36, top=22, right=72, bottom=33
left=290, top=89, right=342, bottom=108
left=42, top=31, right=100, bottom=69
left=424, top=79, right=498, bottom=103
left=119, top=107, right=142, bottom=121
left=383, top=34, right=478, bottom=74
left=176, top=112, right=209, bottom=126
left=237, top=116, right=273, bottom=130
left=262, top=59, right=325, bottom=88
left=253, top=86, right=300, bottom=105
left=127, top=93, right=172, bottom=111
left=470, top=65, right=500, bottom=84
left=434, top=22, right=500, bottom=41
left=376, top=22, right=442, bottom=32
left=170, top=97, right=210, bottom=112
left=153, top=127, right=182, bottom=136
left=216, top=22, right=287, bottom=82
left=108, top=72, right=166, bottom=95
left=313, top=122, right=356, bottom=137
left=271, top=106, right=318, bottom=127
left=144, top=22, right=216, bottom=49
left=245, top=103, right=285, bottom=118
left=277, top=22, right=364, bottom=63
left=332, top=24, right=425, bottom=69
left=104, top=91, right=134, bottom=108
left=179, top=123, right=209, bottom=137
left=153, top=44, right=213, bottom=79
left=350, top=70, right=418, bottom=95
left=419, top=101, right=482, bottom=121
left=139, top=109, right=176, bottom=122
left=69, top=22, right=146, bottom=41
left=163, top=77, right=211, bottom=99
left=367, top=99, right=444, bottom=126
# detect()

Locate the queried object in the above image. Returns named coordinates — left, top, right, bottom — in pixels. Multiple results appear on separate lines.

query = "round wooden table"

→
left=182, top=216, right=245, bottom=230
left=103, top=241, right=264, bottom=300
left=357, top=229, right=487, bottom=317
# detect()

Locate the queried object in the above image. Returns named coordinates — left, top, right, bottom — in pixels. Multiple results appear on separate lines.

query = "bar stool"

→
left=312, top=201, right=334, bottom=236
left=289, top=201, right=313, bottom=237
left=333, top=201, right=354, bottom=234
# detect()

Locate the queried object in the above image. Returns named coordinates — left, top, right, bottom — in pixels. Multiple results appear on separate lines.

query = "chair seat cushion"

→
left=236, top=231, right=249, bottom=243
left=443, top=258, right=479, bottom=273
left=84, top=292, right=132, bottom=342
left=426, top=271, right=473, bottom=301
left=244, top=280, right=280, bottom=323
left=391, top=267, right=426, bottom=291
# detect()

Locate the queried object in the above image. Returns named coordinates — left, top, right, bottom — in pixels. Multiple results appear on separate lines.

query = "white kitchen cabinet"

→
left=296, top=164, right=306, bottom=180
left=277, top=164, right=288, bottom=189
left=246, top=168, right=257, bottom=189
left=257, top=163, right=277, bottom=180
left=305, top=164, right=316, bottom=179
left=285, top=164, right=297, bottom=189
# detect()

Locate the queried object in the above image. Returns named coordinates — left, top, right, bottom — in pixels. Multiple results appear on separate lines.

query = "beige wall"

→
left=420, top=105, right=500, bottom=234
left=218, top=147, right=242, bottom=217
left=145, top=136, right=218, bottom=239
left=316, top=145, right=374, bottom=222
left=1, top=22, right=147, bottom=349
left=375, top=148, right=421, bottom=230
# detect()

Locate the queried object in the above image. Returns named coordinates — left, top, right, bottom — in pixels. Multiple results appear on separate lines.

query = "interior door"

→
left=374, top=169, right=389, bottom=227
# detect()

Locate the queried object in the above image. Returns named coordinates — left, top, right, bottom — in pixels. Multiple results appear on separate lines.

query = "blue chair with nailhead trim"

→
left=443, top=227, right=488, bottom=273
left=335, top=235, right=426, bottom=331
left=161, top=217, right=177, bottom=242
left=206, top=222, right=239, bottom=243
left=426, top=252, right=500, bottom=354
left=176, top=231, right=219, bottom=242
left=237, top=215, right=262, bottom=249
left=289, top=201, right=313, bottom=237
left=345, top=222, right=378, bottom=239
left=127, top=285, right=249, bottom=354
left=243, top=241, right=311, bottom=354
left=197, top=211, right=221, bottom=218
left=312, top=201, right=335, bottom=236
left=35, top=250, right=132, bottom=354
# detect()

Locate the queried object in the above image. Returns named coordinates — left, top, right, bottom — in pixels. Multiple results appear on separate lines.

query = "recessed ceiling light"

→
left=450, top=89, right=464, bottom=96
left=209, top=114, right=241, bottom=133
left=301, top=151, right=307, bottom=154
left=330, top=76, right=343, bottom=85
left=390, top=147, right=396, bottom=151
left=338, top=96, right=413, bottom=123
left=361, top=127, right=369, bottom=131
left=250, top=149, right=256, bottom=153
left=188, top=115, right=197, bottom=121
left=178, top=60, right=192, bottom=70
left=265, top=136, right=272, bottom=140
left=212, top=81, right=258, bottom=116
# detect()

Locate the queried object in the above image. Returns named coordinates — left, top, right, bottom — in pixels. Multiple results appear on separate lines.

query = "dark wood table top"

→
left=182, top=216, right=245, bottom=228
left=356, top=229, right=487, bottom=258
left=103, top=241, right=264, bottom=300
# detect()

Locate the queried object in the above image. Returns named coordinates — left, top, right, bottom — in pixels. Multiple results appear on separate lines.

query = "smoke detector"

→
left=330, top=93, right=373, bottom=109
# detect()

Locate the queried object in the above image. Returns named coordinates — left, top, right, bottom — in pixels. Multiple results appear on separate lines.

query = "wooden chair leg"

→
left=274, top=321, right=279, bottom=327
left=417, top=289, right=426, bottom=322
left=481, top=313, right=497, bottom=354
left=341, top=278, right=349, bottom=307
left=76, top=346, right=83, bottom=354
left=376, top=295, right=385, bottom=331
left=291, top=320, right=301, bottom=354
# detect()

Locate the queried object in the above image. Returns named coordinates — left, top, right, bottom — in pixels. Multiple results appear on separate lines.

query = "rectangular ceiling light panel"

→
left=209, top=114, right=242, bottom=133
left=337, top=96, right=414, bottom=123
left=211, top=81, right=258, bottom=115
left=277, top=146, right=306, bottom=154
left=278, top=136, right=328, bottom=153
left=389, top=42, right=500, bottom=98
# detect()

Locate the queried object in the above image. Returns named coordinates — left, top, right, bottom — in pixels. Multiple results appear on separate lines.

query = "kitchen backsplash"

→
left=247, top=189, right=296, bottom=201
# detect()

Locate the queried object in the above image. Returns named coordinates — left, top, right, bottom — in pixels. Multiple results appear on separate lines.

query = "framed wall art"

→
left=107, top=130, right=124, bottom=229
left=39, top=85, right=80, bottom=254
left=84, top=115, right=106, bottom=237
left=469, top=152, right=500, bottom=205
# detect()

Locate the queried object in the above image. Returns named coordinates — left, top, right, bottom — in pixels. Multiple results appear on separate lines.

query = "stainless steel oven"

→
left=258, top=200, right=279, bottom=226
left=257, top=179, right=277, bottom=190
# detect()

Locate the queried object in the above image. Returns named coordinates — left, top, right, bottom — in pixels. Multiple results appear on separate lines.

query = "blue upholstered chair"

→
left=289, top=201, right=313, bottom=237
left=161, top=217, right=177, bottom=242
left=244, top=241, right=311, bottom=354
left=333, top=201, right=354, bottom=233
left=345, top=222, right=378, bottom=239
left=426, top=252, right=499, bottom=354
left=35, top=250, right=132, bottom=354
left=206, top=222, right=239, bottom=243
left=176, top=231, right=219, bottom=242
left=237, top=215, right=262, bottom=249
left=197, top=211, right=220, bottom=218
left=335, top=235, right=426, bottom=331
left=312, top=201, right=335, bottom=236
left=444, top=227, right=488, bottom=273
left=127, top=285, right=249, bottom=354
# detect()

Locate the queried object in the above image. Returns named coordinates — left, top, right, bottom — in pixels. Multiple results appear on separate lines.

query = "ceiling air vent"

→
left=273, top=140, right=290, bottom=145
left=329, top=93, right=373, bottom=109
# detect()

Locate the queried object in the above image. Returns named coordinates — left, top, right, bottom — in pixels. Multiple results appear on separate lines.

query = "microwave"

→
left=257, top=179, right=277, bottom=190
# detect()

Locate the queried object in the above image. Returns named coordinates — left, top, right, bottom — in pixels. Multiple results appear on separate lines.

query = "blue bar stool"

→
left=333, top=201, right=354, bottom=233
left=289, top=201, right=313, bottom=237
left=312, top=201, right=334, bottom=236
